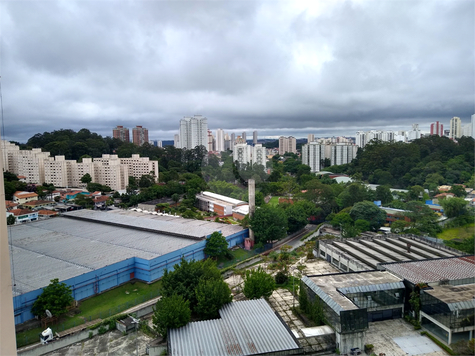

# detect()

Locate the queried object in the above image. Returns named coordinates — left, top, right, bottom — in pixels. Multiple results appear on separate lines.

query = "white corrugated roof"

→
left=168, top=299, right=300, bottom=356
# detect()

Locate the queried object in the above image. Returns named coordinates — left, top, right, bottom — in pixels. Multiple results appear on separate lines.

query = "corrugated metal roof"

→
left=447, top=299, right=475, bottom=311
left=168, top=299, right=300, bottom=356
left=301, top=276, right=343, bottom=314
left=338, top=282, right=405, bottom=295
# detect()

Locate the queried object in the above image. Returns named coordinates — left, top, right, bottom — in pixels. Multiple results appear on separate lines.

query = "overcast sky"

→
left=0, top=0, right=473, bottom=143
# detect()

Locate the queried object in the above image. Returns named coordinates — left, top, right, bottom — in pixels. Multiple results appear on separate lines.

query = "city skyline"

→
left=0, top=1, right=472, bottom=143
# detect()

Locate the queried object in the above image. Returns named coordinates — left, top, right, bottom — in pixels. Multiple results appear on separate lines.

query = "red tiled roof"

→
left=5, top=201, right=18, bottom=209
left=94, top=196, right=109, bottom=203
left=13, top=191, right=38, bottom=198
left=383, top=256, right=475, bottom=284
left=11, top=209, right=34, bottom=216
left=38, top=210, right=58, bottom=216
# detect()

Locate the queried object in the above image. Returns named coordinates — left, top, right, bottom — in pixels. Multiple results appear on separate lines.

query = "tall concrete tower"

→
left=0, top=137, right=18, bottom=355
left=248, top=179, right=255, bottom=243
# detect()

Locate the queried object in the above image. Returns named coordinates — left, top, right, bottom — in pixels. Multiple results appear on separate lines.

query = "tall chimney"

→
left=248, top=179, right=255, bottom=242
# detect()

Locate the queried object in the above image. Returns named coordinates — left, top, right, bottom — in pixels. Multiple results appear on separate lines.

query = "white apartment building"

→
left=278, top=136, right=297, bottom=155
left=179, top=115, right=208, bottom=149
left=119, top=154, right=159, bottom=181
left=215, top=129, right=225, bottom=152
left=2, top=142, right=158, bottom=191
left=233, top=143, right=266, bottom=170
left=449, top=117, right=462, bottom=139
left=331, top=144, right=358, bottom=166
left=1, top=142, right=50, bottom=184
left=233, top=143, right=251, bottom=166
left=252, top=144, right=267, bottom=168
left=302, top=142, right=325, bottom=173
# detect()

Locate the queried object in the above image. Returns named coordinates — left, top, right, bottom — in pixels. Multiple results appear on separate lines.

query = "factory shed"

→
left=10, top=209, right=248, bottom=325
left=168, top=299, right=301, bottom=356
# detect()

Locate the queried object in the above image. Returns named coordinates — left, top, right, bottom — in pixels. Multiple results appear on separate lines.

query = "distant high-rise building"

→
left=449, top=117, right=462, bottom=139
left=307, top=134, right=315, bottom=143
left=331, top=143, right=358, bottom=166
left=407, top=124, right=421, bottom=141
left=253, top=131, right=258, bottom=144
left=179, top=115, right=208, bottom=149
left=132, top=126, right=148, bottom=146
left=231, top=133, right=236, bottom=145
left=156, top=140, right=162, bottom=148
left=278, top=136, right=296, bottom=155
left=207, top=130, right=215, bottom=152
left=471, top=114, right=475, bottom=139
left=174, top=134, right=180, bottom=147
left=302, top=143, right=324, bottom=173
left=216, top=129, right=225, bottom=152
left=113, top=126, right=130, bottom=143
left=430, top=121, right=444, bottom=136
left=224, top=133, right=231, bottom=151
left=242, top=132, right=247, bottom=142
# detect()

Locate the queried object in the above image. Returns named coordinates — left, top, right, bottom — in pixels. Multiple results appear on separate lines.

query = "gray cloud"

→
left=1, top=0, right=473, bottom=143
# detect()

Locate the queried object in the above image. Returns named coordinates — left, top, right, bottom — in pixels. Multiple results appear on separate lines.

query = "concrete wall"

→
left=336, top=330, right=366, bottom=355
left=14, top=229, right=248, bottom=325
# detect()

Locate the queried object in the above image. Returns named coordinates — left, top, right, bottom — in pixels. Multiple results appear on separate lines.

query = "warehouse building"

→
left=195, top=191, right=248, bottom=216
left=318, top=234, right=462, bottom=272
left=9, top=209, right=248, bottom=324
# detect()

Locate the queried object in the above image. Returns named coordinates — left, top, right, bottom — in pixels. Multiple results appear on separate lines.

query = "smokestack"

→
left=248, top=179, right=255, bottom=242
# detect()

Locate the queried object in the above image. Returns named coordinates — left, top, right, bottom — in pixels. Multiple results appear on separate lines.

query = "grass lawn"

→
left=437, top=224, right=474, bottom=241
left=16, top=280, right=160, bottom=348
left=268, top=196, right=279, bottom=206
left=216, top=248, right=257, bottom=269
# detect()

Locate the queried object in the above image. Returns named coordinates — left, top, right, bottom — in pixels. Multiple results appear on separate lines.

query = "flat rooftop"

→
left=423, top=284, right=475, bottom=305
left=9, top=210, right=244, bottom=296
left=305, top=271, right=403, bottom=312
left=381, top=256, right=475, bottom=284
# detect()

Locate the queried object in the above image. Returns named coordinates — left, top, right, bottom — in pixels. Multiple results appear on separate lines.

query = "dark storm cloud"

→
left=0, top=0, right=473, bottom=143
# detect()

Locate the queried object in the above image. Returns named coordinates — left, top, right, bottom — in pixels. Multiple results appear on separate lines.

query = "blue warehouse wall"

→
left=13, top=228, right=248, bottom=324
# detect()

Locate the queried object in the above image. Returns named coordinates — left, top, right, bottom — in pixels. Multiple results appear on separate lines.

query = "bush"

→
left=275, top=271, right=288, bottom=285
left=98, top=326, right=107, bottom=335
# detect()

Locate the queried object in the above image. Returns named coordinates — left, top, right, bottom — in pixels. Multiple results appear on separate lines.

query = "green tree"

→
left=350, top=201, right=387, bottom=231
left=7, top=214, right=16, bottom=225
left=204, top=232, right=229, bottom=259
left=250, top=205, right=288, bottom=244
left=354, top=219, right=370, bottom=233
left=331, top=212, right=353, bottom=229
left=284, top=200, right=319, bottom=233
left=390, top=219, right=410, bottom=233
left=449, top=185, right=467, bottom=198
left=152, top=295, right=191, bottom=338
left=80, top=173, right=92, bottom=184
left=439, top=197, right=468, bottom=218
left=195, top=278, right=232, bottom=319
left=160, top=258, right=221, bottom=311
left=31, top=278, right=74, bottom=317
left=375, top=185, right=393, bottom=205
left=243, top=267, right=276, bottom=299
left=139, top=174, right=155, bottom=188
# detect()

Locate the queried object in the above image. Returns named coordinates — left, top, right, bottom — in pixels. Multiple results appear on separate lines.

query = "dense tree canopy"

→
left=243, top=267, right=276, bottom=299
left=250, top=205, right=288, bottom=244
left=152, top=295, right=191, bottom=338
left=350, top=201, right=387, bottom=231
left=204, top=232, right=229, bottom=259
left=31, top=278, right=74, bottom=318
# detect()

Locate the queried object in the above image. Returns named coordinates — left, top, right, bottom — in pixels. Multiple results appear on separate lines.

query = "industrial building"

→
left=195, top=191, right=248, bottom=216
left=318, top=234, right=462, bottom=272
left=9, top=209, right=248, bottom=325
left=301, top=271, right=405, bottom=354
left=168, top=298, right=301, bottom=356
left=381, top=256, right=475, bottom=345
